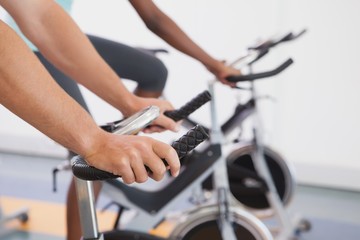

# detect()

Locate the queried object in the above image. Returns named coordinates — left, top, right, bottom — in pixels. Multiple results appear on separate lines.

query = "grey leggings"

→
left=35, top=34, right=168, bottom=112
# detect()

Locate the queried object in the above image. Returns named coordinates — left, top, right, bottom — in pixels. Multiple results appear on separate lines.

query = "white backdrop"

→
left=1, top=0, right=359, bottom=190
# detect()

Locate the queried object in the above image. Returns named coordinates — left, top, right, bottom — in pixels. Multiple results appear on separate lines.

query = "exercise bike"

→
left=136, top=30, right=306, bottom=219
left=160, top=30, right=309, bottom=239
left=177, top=30, right=307, bottom=220
left=91, top=32, right=306, bottom=239
left=72, top=104, right=273, bottom=240
left=220, top=30, right=310, bottom=238
left=62, top=31, right=306, bottom=239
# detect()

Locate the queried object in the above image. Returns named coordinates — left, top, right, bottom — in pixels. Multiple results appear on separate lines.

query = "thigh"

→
left=88, top=35, right=168, bottom=92
left=34, top=52, right=91, bottom=113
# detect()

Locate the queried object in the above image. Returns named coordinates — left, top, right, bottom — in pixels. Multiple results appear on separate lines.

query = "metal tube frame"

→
left=74, top=170, right=104, bottom=240
left=208, top=80, right=238, bottom=240
left=248, top=65, right=296, bottom=239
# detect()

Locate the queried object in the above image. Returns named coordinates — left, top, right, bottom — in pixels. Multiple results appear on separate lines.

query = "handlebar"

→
left=246, top=48, right=269, bottom=66
left=164, top=90, right=211, bottom=122
left=226, top=58, right=293, bottom=82
left=100, top=91, right=211, bottom=133
left=249, top=32, right=292, bottom=51
left=230, top=29, right=305, bottom=68
left=248, top=29, right=307, bottom=51
left=72, top=125, right=209, bottom=181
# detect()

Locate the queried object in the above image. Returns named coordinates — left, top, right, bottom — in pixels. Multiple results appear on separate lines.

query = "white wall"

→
left=274, top=0, right=360, bottom=190
left=0, top=0, right=359, bottom=190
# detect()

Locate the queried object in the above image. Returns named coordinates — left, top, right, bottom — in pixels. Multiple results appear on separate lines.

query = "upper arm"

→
left=0, top=0, right=49, bottom=25
left=0, top=0, right=56, bottom=45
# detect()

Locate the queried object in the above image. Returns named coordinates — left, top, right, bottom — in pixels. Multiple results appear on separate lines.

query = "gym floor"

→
left=0, top=152, right=359, bottom=240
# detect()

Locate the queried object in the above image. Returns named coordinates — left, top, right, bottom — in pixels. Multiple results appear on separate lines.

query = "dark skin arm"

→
left=129, top=0, right=240, bottom=86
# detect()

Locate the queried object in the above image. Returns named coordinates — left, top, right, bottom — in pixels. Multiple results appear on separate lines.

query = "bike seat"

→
left=135, top=47, right=169, bottom=56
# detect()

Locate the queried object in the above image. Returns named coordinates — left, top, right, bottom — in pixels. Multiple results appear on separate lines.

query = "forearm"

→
left=131, top=0, right=220, bottom=70
left=1, top=0, right=135, bottom=112
left=151, top=17, right=219, bottom=69
left=0, top=21, right=103, bottom=157
left=131, top=0, right=240, bottom=85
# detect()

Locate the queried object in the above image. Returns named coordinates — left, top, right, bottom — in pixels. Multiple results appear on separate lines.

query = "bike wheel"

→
left=169, top=205, right=273, bottom=240
left=227, top=144, right=295, bottom=214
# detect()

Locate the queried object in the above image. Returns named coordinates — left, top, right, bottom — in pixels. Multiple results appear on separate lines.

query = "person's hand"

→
left=83, top=131, right=180, bottom=184
left=207, top=60, right=241, bottom=87
left=122, top=96, right=180, bottom=134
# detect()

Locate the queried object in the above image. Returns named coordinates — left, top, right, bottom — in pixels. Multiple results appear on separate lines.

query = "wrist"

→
left=105, top=85, right=139, bottom=117
left=75, top=126, right=107, bottom=160
left=203, top=59, right=222, bottom=75
left=116, top=94, right=141, bottom=117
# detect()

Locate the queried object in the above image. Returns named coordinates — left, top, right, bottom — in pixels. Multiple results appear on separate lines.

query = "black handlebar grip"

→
left=164, top=91, right=211, bottom=122
left=72, top=157, right=118, bottom=181
left=72, top=125, right=209, bottom=181
left=171, top=124, right=209, bottom=159
left=226, top=58, right=293, bottom=83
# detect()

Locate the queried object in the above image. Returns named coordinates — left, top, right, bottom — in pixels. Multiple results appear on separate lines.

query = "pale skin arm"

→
left=0, top=0, right=179, bottom=132
left=0, top=20, right=180, bottom=183
left=130, top=0, right=240, bottom=86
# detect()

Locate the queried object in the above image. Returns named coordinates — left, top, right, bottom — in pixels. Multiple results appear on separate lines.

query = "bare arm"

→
left=130, top=0, right=240, bottom=85
left=0, top=20, right=100, bottom=157
left=0, top=20, right=179, bottom=183
left=0, top=0, right=178, bottom=131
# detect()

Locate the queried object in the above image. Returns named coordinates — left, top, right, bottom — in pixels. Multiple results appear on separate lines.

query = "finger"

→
left=144, top=152, right=167, bottom=181
left=117, top=162, right=136, bottom=184
left=219, top=78, right=236, bottom=88
left=151, top=139, right=180, bottom=177
left=160, top=100, right=175, bottom=111
left=152, top=115, right=180, bottom=132
left=130, top=156, right=149, bottom=183
left=228, top=81, right=237, bottom=88
left=142, top=125, right=166, bottom=134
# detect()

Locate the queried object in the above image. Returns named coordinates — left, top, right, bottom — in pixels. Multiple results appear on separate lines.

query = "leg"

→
left=88, top=35, right=168, bottom=98
left=133, top=88, right=163, bottom=98
left=34, top=52, right=90, bottom=113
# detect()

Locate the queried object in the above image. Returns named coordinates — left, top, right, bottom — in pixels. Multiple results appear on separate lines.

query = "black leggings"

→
left=35, top=34, right=168, bottom=112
